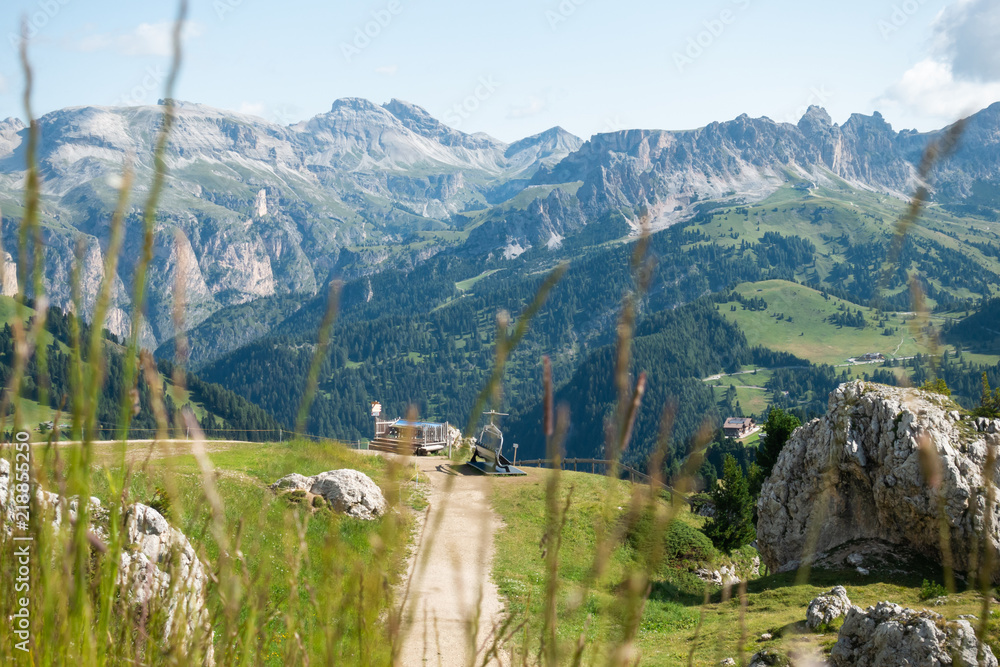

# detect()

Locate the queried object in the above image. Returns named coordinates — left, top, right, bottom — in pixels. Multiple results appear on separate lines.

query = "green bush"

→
left=920, top=579, right=948, bottom=600
left=627, top=509, right=716, bottom=568
left=285, top=489, right=307, bottom=504
left=312, top=495, right=326, bottom=508
left=688, top=492, right=713, bottom=514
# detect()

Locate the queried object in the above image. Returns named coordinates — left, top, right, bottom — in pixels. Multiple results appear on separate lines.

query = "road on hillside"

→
left=396, top=455, right=510, bottom=667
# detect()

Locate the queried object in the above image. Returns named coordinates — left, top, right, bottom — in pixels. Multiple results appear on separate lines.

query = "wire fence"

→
left=515, top=458, right=662, bottom=487
left=9, top=424, right=371, bottom=449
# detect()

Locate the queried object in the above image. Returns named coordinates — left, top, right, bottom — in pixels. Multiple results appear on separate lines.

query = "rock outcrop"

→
left=831, top=602, right=997, bottom=667
left=757, top=381, right=1000, bottom=578
left=270, top=469, right=387, bottom=520
left=806, top=586, right=852, bottom=630
left=119, top=503, right=212, bottom=661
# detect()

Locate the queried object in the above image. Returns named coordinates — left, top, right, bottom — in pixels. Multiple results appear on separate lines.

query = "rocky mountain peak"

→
left=382, top=98, right=501, bottom=151
left=799, top=105, right=833, bottom=128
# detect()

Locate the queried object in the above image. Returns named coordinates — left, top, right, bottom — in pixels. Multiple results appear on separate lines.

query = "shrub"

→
left=627, top=508, right=716, bottom=568
left=312, top=495, right=326, bottom=508
left=920, top=579, right=948, bottom=600
left=285, top=489, right=307, bottom=504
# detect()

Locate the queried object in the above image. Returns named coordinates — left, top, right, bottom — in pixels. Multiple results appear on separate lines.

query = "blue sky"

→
left=0, top=0, right=998, bottom=142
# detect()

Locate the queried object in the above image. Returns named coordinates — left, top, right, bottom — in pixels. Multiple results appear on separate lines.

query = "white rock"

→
left=308, top=469, right=387, bottom=520
left=269, top=473, right=314, bottom=492
left=846, top=552, right=863, bottom=566
left=831, top=602, right=997, bottom=667
left=0, top=457, right=9, bottom=508
left=806, top=585, right=852, bottom=630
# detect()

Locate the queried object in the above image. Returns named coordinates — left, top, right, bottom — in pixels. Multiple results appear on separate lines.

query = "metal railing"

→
left=515, top=458, right=658, bottom=486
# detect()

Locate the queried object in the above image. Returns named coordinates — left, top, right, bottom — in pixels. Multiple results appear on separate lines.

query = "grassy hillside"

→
left=491, top=467, right=1000, bottom=666
left=691, top=180, right=1000, bottom=304
left=716, top=280, right=953, bottom=366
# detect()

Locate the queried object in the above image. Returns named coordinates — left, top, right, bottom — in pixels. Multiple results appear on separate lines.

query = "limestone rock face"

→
left=757, top=381, right=1000, bottom=578
left=806, top=586, right=852, bottom=630
left=309, top=470, right=387, bottom=520
left=831, top=602, right=997, bottom=667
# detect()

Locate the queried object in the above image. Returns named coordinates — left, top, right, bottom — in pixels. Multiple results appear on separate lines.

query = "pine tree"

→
left=703, top=455, right=756, bottom=553
left=755, top=407, right=801, bottom=481
left=975, top=372, right=1000, bottom=418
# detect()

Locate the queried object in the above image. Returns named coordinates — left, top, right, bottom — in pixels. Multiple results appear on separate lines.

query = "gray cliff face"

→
left=757, top=380, right=1000, bottom=579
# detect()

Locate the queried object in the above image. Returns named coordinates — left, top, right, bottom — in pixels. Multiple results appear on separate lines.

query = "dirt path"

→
left=397, top=455, right=510, bottom=667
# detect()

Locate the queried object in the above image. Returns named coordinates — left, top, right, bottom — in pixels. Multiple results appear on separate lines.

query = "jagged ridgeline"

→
left=0, top=297, right=278, bottom=440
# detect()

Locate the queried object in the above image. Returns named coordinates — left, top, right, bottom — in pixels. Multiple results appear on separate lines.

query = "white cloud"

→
left=239, top=102, right=267, bottom=117
left=375, top=65, right=398, bottom=76
left=507, top=95, right=547, bottom=119
left=931, top=0, right=1000, bottom=82
left=71, top=21, right=204, bottom=57
left=882, top=58, right=1000, bottom=121
left=881, top=0, right=1000, bottom=124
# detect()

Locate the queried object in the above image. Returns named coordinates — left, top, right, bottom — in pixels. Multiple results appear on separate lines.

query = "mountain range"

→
left=1, top=98, right=999, bottom=353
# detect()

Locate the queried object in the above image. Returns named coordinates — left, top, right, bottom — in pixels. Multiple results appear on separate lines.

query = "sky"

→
left=0, top=0, right=998, bottom=142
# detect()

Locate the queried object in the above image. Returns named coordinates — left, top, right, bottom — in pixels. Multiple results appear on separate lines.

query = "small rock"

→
left=759, top=632, right=773, bottom=641
left=269, top=473, right=314, bottom=492
left=846, top=552, right=863, bottom=566
left=806, top=585, right=852, bottom=630
left=719, top=659, right=736, bottom=666
left=959, top=614, right=979, bottom=620
left=748, top=648, right=789, bottom=666
left=856, top=566, right=869, bottom=576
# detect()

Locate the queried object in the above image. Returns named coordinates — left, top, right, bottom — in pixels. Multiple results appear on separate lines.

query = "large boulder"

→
left=806, top=585, right=852, bottom=630
left=758, top=381, right=1000, bottom=578
left=309, top=470, right=387, bottom=520
left=831, top=602, right=997, bottom=666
